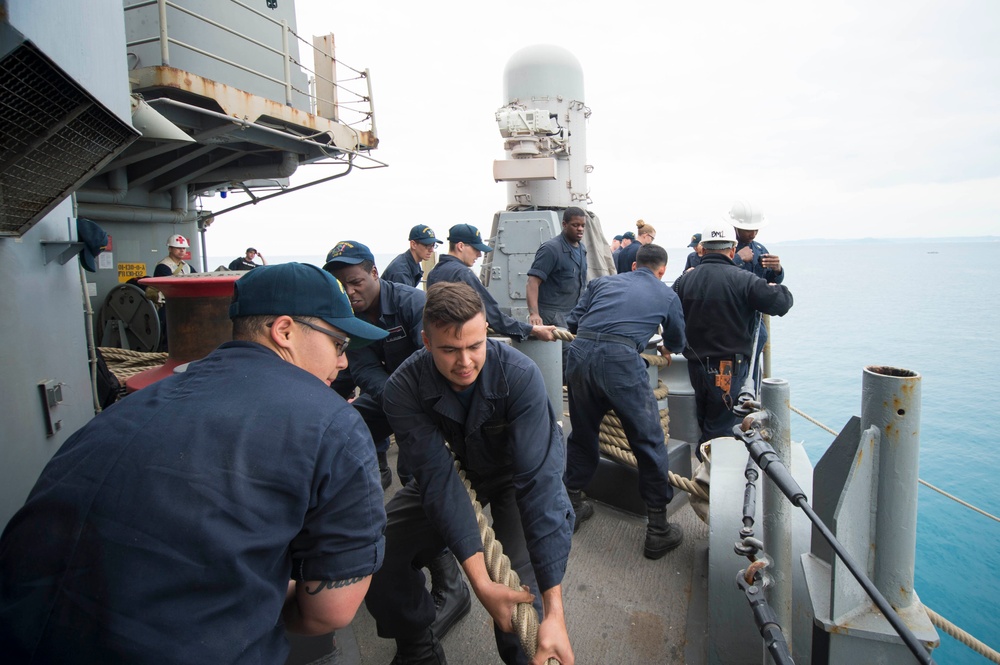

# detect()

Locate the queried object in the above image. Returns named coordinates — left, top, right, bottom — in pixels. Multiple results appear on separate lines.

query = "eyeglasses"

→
left=268, top=318, right=350, bottom=355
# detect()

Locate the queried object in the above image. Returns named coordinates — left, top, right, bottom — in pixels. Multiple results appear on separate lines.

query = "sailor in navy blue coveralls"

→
left=0, top=263, right=388, bottom=664
left=343, top=279, right=425, bottom=480
left=526, top=208, right=588, bottom=328
left=365, top=283, right=574, bottom=665
left=563, top=245, right=686, bottom=551
left=428, top=255, right=535, bottom=340
left=324, top=241, right=428, bottom=488
left=382, top=224, right=443, bottom=288
left=427, top=223, right=556, bottom=343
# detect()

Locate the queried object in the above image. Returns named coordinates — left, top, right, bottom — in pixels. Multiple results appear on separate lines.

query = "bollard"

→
left=128, top=274, right=240, bottom=391
left=862, top=365, right=921, bottom=610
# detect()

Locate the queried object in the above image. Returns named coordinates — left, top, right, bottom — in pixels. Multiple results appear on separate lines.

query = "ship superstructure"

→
left=0, top=0, right=378, bottom=527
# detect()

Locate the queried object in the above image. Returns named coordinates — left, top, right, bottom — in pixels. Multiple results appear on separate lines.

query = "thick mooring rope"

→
left=99, top=347, right=168, bottom=382
left=451, top=457, right=558, bottom=664
left=926, top=607, right=1000, bottom=663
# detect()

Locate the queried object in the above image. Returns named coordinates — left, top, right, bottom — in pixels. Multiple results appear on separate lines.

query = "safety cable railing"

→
left=789, top=404, right=1000, bottom=524
left=123, top=0, right=375, bottom=131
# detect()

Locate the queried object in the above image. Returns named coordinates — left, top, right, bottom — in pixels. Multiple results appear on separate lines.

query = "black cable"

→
left=734, top=424, right=936, bottom=664
left=796, top=498, right=935, bottom=664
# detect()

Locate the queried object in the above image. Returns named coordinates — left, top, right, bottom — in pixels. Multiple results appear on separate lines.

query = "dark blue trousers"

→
left=364, top=480, right=541, bottom=665
left=688, top=355, right=749, bottom=443
left=563, top=339, right=674, bottom=508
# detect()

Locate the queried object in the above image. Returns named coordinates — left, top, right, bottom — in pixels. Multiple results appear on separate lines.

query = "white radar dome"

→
left=503, top=45, right=584, bottom=104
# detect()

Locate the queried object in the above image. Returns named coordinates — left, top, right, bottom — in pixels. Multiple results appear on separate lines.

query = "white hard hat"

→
left=727, top=200, right=766, bottom=231
left=701, top=223, right=737, bottom=248
left=167, top=234, right=190, bottom=249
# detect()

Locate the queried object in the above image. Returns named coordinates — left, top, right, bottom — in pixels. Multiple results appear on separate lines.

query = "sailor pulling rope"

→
left=551, top=328, right=709, bottom=504
left=447, top=452, right=558, bottom=664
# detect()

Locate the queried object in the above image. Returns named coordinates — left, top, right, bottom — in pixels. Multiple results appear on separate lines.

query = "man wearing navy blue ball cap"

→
left=427, top=223, right=556, bottom=342
left=324, top=240, right=474, bottom=644
left=322, top=240, right=427, bottom=490
left=383, top=224, right=443, bottom=287
left=0, top=263, right=388, bottom=664
left=321, top=243, right=415, bottom=485
left=683, top=232, right=703, bottom=272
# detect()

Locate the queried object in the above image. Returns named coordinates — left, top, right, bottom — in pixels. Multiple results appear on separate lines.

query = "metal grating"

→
left=0, top=42, right=138, bottom=236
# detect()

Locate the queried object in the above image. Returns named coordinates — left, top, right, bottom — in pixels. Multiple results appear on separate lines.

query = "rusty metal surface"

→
left=131, top=66, right=377, bottom=150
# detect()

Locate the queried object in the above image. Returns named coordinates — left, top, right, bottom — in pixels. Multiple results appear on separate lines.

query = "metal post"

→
left=861, top=365, right=921, bottom=610
left=197, top=215, right=209, bottom=273
left=762, top=314, right=771, bottom=380
left=761, top=377, right=792, bottom=662
left=365, top=68, right=377, bottom=138
left=281, top=20, right=292, bottom=106
left=157, top=0, right=170, bottom=66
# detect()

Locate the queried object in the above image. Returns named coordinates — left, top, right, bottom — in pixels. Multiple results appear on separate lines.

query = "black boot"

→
left=427, top=550, right=471, bottom=640
left=644, top=506, right=683, bottom=559
left=567, top=489, right=594, bottom=533
left=377, top=451, right=392, bottom=490
left=390, top=627, right=447, bottom=665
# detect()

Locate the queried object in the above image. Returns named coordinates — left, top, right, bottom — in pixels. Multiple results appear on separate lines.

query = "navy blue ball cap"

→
left=447, top=223, right=493, bottom=253
left=76, top=217, right=108, bottom=273
left=613, top=234, right=623, bottom=241
left=322, top=240, right=375, bottom=271
left=229, top=263, right=387, bottom=349
left=688, top=233, right=702, bottom=248
left=621, top=231, right=636, bottom=240
left=409, top=225, right=443, bottom=245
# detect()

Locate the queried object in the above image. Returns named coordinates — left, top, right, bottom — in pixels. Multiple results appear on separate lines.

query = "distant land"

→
left=771, top=236, right=999, bottom=246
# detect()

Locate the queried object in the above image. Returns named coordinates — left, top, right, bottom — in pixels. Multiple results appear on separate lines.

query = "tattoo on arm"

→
left=304, top=577, right=364, bottom=595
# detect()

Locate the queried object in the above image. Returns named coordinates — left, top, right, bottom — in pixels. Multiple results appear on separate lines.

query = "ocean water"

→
left=210, top=241, right=999, bottom=663
left=744, top=240, right=1000, bottom=665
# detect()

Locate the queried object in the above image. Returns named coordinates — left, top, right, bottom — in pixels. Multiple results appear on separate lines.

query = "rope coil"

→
left=99, top=347, right=168, bottom=382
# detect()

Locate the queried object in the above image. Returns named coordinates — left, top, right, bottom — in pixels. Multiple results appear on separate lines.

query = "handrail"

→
left=788, top=404, right=1000, bottom=524
left=122, top=0, right=375, bottom=130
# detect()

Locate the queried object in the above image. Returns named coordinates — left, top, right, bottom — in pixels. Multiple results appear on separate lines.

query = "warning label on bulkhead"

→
left=118, top=262, right=148, bottom=283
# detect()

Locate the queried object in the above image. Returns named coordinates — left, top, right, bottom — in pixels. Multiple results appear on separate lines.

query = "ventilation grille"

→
left=0, top=42, right=138, bottom=236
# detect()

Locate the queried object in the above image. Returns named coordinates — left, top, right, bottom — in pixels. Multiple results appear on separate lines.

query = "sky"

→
left=202, top=0, right=1000, bottom=259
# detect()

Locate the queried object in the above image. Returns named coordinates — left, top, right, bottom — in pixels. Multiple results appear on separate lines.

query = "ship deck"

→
left=320, top=446, right=711, bottom=665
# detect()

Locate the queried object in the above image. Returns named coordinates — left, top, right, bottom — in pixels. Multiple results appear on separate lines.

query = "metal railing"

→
left=122, top=0, right=374, bottom=132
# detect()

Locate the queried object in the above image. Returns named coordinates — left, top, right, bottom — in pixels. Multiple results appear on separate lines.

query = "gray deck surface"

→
left=341, top=446, right=710, bottom=665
